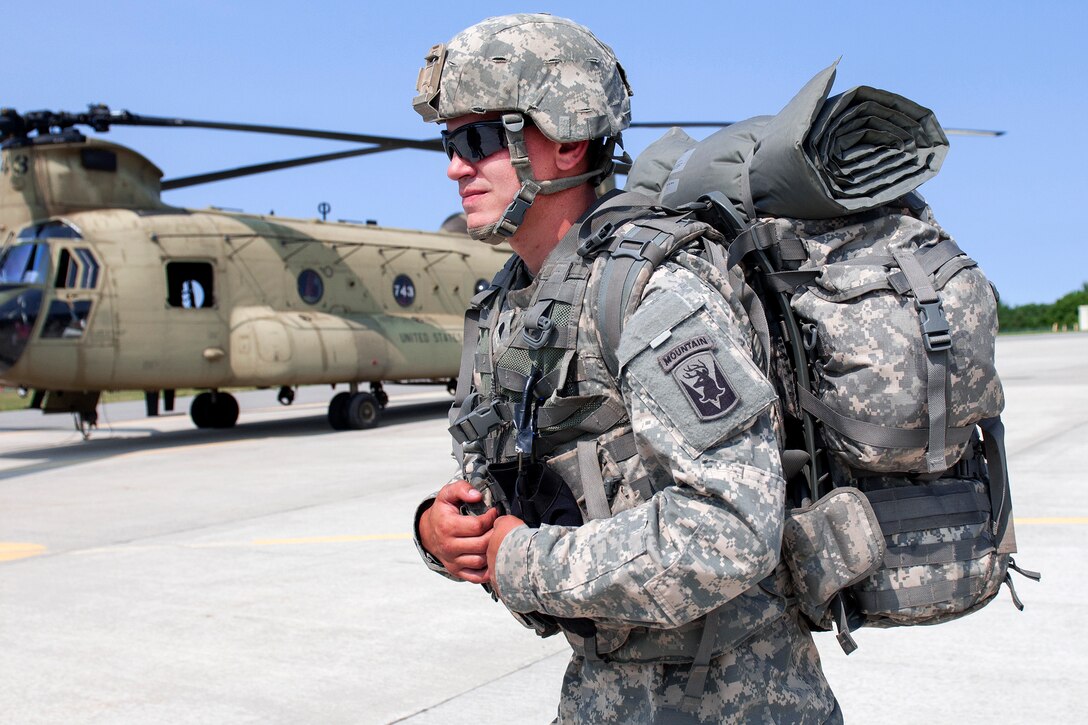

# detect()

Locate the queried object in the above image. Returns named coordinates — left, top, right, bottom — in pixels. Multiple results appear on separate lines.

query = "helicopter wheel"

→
left=345, top=392, right=381, bottom=429
left=327, top=392, right=352, bottom=430
left=191, top=391, right=239, bottom=428
left=277, top=386, right=295, bottom=406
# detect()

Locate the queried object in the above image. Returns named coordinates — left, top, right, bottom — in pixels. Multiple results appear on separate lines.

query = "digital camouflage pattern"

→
left=556, top=609, right=840, bottom=724
left=415, top=199, right=839, bottom=722
left=784, top=210, right=1004, bottom=473
left=413, top=13, right=632, bottom=143
left=781, top=487, right=884, bottom=627
left=849, top=475, right=1009, bottom=626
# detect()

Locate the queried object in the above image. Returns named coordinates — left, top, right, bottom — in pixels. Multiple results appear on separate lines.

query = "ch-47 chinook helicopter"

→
left=0, top=105, right=511, bottom=434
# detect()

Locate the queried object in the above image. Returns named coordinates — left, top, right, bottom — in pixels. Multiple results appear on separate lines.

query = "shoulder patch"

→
left=619, top=285, right=776, bottom=455
left=668, top=349, right=738, bottom=421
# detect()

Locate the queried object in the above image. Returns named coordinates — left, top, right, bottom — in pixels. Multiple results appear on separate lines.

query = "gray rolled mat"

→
left=638, top=61, right=948, bottom=220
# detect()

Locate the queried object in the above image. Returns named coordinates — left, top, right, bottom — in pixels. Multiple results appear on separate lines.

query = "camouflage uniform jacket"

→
left=416, top=196, right=839, bottom=723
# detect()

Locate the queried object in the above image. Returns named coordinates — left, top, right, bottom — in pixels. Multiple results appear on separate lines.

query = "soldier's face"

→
left=445, top=114, right=519, bottom=230
left=445, top=113, right=559, bottom=231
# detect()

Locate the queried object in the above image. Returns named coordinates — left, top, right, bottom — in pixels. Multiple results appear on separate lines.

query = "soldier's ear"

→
left=555, top=140, right=591, bottom=173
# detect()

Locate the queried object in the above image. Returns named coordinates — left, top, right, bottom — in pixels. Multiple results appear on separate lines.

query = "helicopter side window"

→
left=40, top=299, right=93, bottom=339
left=166, top=261, right=215, bottom=309
left=0, top=243, right=49, bottom=285
left=53, top=248, right=101, bottom=290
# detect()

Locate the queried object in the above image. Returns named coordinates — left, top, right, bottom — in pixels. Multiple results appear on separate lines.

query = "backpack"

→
left=620, top=63, right=1039, bottom=652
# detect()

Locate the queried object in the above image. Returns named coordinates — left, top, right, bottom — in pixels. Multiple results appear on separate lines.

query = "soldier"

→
left=412, top=13, right=841, bottom=723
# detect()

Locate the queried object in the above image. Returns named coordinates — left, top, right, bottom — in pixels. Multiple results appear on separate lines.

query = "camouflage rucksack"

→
left=719, top=194, right=1039, bottom=651
left=622, top=63, right=1039, bottom=652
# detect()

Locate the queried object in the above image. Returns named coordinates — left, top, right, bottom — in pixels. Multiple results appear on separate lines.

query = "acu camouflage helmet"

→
left=413, top=14, right=634, bottom=243
left=413, top=13, right=632, bottom=143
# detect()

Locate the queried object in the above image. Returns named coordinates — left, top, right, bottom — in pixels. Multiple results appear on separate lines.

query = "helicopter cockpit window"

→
left=0, top=243, right=50, bottom=285
left=40, top=299, right=93, bottom=339
left=297, top=269, right=324, bottom=305
left=16, top=221, right=82, bottom=241
left=54, top=248, right=101, bottom=290
left=166, top=261, right=215, bottom=309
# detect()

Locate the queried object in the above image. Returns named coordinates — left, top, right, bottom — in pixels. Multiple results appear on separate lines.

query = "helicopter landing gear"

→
left=370, top=382, right=389, bottom=408
left=446, top=378, right=457, bottom=395
left=327, top=388, right=382, bottom=430
left=190, top=391, right=239, bottom=429
left=277, top=386, right=295, bottom=406
left=145, top=391, right=160, bottom=417
left=73, top=409, right=98, bottom=440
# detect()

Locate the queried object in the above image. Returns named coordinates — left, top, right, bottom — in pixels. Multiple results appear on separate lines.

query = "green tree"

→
left=998, top=283, right=1088, bottom=332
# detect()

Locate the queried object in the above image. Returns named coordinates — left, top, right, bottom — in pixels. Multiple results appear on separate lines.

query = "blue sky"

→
left=7, top=1, right=1086, bottom=305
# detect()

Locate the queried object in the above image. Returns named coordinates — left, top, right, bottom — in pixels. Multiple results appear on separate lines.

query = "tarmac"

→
left=0, top=332, right=1084, bottom=724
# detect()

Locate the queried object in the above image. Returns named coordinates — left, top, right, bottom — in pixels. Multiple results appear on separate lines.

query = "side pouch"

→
left=782, top=487, right=885, bottom=627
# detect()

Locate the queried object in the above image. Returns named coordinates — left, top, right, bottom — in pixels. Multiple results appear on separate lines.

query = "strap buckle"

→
left=916, top=299, right=952, bottom=352
left=497, top=193, right=534, bottom=236
left=609, top=237, right=654, bottom=261
left=449, top=398, right=507, bottom=444
left=521, top=316, right=555, bottom=350
left=576, top=221, right=615, bottom=259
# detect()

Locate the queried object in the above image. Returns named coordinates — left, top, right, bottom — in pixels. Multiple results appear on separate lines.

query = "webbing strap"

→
left=876, top=510, right=987, bottom=536
left=980, top=416, right=1015, bottom=554
left=882, top=537, right=995, bottom=568
left=448, top=257, right=523, bottom=467
left=765, top=269, right=818, bottom=294
left=576, top=440, right=612, bottom=520
left=797, top=388, right=973, bottom=451
left=854, top=573, right=985, bottom=611
left=833, top=594, right=858, bottom=654
left=893, top=249, right=950, bottom=472
left=726, top=221, right=776, bottom=270
left=450, top=305, right=484, bottom=470
left=603, top=431, right=638, bottom=461
left=680, top=606, right=722, bottom=713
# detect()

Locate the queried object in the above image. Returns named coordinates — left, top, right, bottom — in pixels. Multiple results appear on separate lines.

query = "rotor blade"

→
left=942, top=127, right=1005, bottom=137
left=631, top=121, right=1004, bottom=136
left=95, top=107, right=443, bottom=152
left=629, top=121, right=738, bottom=129
left=161, top=145, right=398, bottom=190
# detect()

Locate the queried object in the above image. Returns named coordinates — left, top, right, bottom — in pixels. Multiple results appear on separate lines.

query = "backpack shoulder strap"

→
left=582, top=206, right=717, bottom=379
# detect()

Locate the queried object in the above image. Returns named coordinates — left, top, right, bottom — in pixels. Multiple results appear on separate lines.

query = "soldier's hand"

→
left=487, top=514, right=527, bottom=595
left=419, top=480, right=499, bottom=584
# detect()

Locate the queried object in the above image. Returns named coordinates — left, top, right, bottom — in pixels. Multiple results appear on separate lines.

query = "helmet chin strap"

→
left=467, top=114, right=626, bottom=245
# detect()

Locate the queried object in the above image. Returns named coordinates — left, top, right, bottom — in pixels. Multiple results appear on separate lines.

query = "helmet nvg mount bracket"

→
left=413, top=13, right=633, bottom=243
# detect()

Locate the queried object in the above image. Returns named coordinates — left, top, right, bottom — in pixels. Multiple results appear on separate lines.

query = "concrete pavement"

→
left=0, top=334, right=1085, bottom=724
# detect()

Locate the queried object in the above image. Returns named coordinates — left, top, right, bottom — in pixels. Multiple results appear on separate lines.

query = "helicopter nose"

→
left=0, top=287, right=42, bottom=374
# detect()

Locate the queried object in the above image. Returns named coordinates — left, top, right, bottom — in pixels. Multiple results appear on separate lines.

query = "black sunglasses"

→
left=441, top=120, right=509, bottom=162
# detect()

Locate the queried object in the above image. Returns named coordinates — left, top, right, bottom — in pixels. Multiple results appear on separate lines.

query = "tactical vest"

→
left=448, top=192, right=792, bottom=710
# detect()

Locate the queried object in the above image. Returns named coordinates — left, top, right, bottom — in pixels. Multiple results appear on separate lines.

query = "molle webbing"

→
left=449, top=256, right=523, bottom=464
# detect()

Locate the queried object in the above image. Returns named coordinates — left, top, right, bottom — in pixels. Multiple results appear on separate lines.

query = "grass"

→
left=0, top=388, right=253, bottom=412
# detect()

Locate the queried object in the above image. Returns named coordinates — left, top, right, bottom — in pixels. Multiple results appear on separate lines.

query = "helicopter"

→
left=0, top=105, right=511, bottom=434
